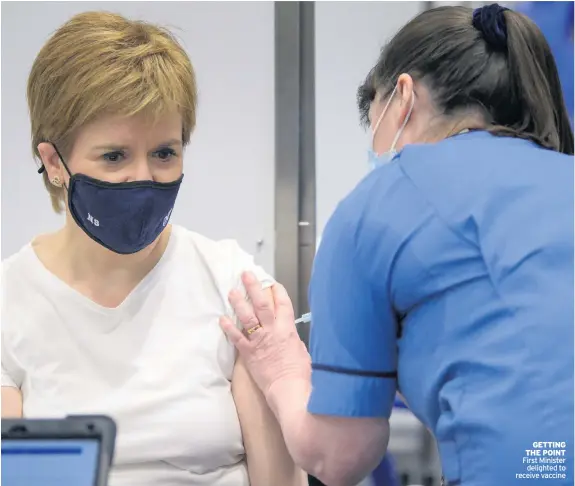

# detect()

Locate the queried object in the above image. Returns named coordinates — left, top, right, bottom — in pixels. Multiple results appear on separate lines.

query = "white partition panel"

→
left=315, top=1, right=423, bottom=239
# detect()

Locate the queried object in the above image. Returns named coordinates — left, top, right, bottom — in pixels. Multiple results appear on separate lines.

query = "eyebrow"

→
left=91, top=139, right=183, bottom=151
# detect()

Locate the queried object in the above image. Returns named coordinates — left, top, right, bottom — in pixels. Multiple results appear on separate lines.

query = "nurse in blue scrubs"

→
left=221, top=4, right=574, bottom=486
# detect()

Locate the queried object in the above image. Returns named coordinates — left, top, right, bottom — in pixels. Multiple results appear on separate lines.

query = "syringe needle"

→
left=295, top=312, right=312, bottom=325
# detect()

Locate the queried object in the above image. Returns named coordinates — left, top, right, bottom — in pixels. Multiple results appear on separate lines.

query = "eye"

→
left=154, top=148, right=177, bottom=162
left=102, top=151, right=125, bottom=163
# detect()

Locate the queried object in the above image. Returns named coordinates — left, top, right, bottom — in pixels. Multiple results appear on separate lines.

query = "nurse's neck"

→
left=394, top=83, right=487, bottom=149
left=420, top=109, right=487, bottom=144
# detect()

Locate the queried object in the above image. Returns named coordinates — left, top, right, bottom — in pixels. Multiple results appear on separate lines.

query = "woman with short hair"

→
left=1, top=11, right=305, bottom=486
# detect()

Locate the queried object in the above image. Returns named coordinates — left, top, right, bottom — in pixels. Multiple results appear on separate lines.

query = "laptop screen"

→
left=1, top=439, right=100, bottom=486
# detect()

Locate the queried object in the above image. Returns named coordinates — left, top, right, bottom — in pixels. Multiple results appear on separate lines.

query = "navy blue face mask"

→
left=43, top=144, right=183, bottom=255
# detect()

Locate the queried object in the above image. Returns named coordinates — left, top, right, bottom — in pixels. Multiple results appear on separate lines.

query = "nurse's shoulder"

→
left=393, top=132, right=573, bottom=222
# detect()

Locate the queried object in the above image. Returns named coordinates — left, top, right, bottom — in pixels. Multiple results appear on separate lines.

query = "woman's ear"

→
left=396, top=73, right=415, bottom=112
left=37, top=142, right=65, bottom=186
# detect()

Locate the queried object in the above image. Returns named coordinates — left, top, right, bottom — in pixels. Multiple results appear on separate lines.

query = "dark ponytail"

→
left=358, top=4, right=574, bottom=155
left=495, top=8, right=574, bottom=155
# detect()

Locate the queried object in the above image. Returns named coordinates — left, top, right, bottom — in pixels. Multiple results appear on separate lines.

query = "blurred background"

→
left=2, top=2, right=573, bottom=485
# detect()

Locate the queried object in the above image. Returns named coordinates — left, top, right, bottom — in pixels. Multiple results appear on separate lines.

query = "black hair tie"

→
left=472, top=3, right=510, bottom=50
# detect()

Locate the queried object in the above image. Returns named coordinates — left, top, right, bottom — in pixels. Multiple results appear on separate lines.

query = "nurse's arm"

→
left=273, top=172, right=400, bottom=485
left=266, top=378, right=390, bottom=486
left=263, top=238, right=398, bottom=485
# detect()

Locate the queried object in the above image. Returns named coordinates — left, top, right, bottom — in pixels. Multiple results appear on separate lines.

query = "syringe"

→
left=295, top=312, right=311, bottom=325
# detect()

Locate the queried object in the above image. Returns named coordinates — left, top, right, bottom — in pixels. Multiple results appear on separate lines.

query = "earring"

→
left=51, top=176, right=62, bottom=187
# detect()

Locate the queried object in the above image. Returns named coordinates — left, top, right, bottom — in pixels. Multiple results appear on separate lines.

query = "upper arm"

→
left=2, top=330, right=24, bottom=418
left=217, top=239, right=276, bottom=380
left=226, top=240, right=275, bottom=292
left=2, top=386, right=23, bottom=418
left=227, top=254, right=304, bottom=484
left=233, top=345, right=306, bottom=486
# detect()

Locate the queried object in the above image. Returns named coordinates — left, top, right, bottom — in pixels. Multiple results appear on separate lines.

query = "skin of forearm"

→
left=266, top=379, right=390, bottom=486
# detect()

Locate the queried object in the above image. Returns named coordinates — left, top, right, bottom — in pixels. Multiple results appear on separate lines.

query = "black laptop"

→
left=2, top=415, right=116, bottom=486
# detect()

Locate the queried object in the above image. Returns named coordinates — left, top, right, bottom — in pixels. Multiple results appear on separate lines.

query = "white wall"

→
left=1, top=1, right=275, bottom=272
left=315, top=1, right=423, bottom=238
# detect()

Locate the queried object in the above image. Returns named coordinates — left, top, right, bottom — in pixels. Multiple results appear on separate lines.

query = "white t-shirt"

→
left=1, top=225, right=274, bottom=486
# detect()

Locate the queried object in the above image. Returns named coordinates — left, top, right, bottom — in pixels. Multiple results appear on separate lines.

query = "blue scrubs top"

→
left=308, top=131, right=574, bottom=486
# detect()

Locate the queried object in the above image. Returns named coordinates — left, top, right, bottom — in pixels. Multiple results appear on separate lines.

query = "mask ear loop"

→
left=37, top=143, right=74, bottom=180
left=371, top=85, right=398, bottom=149
left=389, top=92, right=415, bottom=152
left=50, top=144, right=73, bottom=177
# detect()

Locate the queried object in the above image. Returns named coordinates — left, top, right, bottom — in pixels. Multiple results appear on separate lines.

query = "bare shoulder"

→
left=1, top=387, right=23, bottom=418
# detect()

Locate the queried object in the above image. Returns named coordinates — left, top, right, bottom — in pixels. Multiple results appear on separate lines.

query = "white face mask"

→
left=368, top=85, right=414, bottom=171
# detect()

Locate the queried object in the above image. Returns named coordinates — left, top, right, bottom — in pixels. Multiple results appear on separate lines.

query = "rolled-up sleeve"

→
left=308, top=168, right=403, bottom=419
